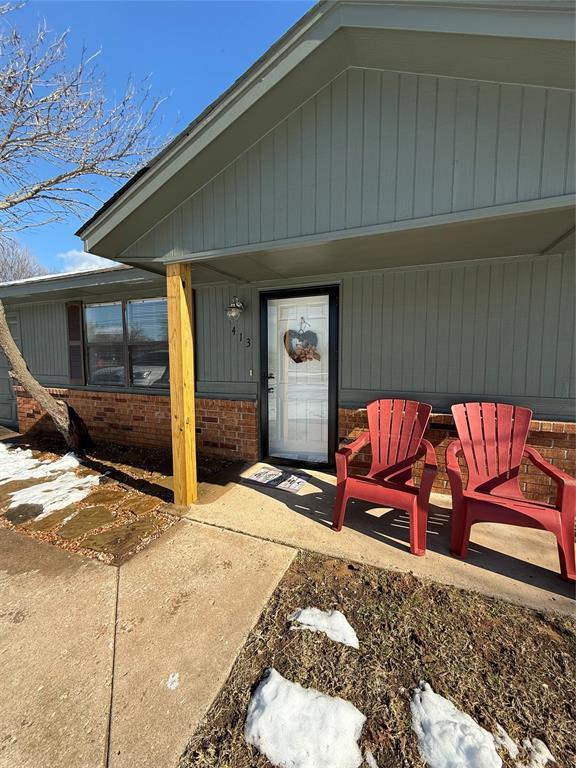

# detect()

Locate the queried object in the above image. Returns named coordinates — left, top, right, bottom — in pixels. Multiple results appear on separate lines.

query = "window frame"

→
left=81, top=297, right=169, bottom=390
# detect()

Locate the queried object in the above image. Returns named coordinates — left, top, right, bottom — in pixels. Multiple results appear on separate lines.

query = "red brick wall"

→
left=339, top=408, right=576, bottom=505
left=15, top=387, right=259, bottom=462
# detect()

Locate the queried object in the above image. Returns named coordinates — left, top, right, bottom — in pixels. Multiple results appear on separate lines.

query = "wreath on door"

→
left=283, top=317, right=321, bottom=364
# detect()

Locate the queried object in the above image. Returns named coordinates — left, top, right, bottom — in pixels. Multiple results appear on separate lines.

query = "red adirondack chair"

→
left=332, top=399, right=437, bottom=556
left=447, top=402, right=575, bottom=581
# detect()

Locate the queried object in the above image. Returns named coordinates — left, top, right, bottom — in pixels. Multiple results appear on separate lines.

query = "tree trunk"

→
left=0, top=299, right=92, bottom=452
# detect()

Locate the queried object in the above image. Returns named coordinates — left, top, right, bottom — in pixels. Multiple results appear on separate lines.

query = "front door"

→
left=261, top=289, right=337, bottom=465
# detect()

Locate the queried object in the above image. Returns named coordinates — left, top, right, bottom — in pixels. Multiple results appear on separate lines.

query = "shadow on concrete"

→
left=237, top=464, right=574, bottom=602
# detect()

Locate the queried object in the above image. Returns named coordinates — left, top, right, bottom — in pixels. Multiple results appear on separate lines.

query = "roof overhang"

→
left=0, top=266, right=163, bottom=302
left=78, top=0, right=575, bottom=260
left=5, top=198, right=574, bottom=298
left=151, top=196, right=575, bottom=284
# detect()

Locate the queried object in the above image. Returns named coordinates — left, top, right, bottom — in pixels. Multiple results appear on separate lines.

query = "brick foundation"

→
left=15, top=387, right=259, bottom=462
left=339, top=408, right=576, bottom=506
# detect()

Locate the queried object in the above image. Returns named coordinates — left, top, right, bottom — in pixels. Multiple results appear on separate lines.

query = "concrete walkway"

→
left=185, top=462, right=575, bottom=616
left=0, top=522, right=294, bottom=768
left=0, top=528, right=116, bottom=768
left=1, top=459, right=573, bottom=767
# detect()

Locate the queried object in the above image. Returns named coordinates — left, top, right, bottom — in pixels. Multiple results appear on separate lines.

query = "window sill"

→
left=66, top=384, right=170, bottom=397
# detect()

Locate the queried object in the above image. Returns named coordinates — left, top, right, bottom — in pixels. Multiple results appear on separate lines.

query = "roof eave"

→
left=77, top=0, right=575, bottom=251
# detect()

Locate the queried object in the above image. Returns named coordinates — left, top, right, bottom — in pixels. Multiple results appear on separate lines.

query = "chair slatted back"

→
left=451, top=402, right=532, bottom=489
left=367, top=399, right=432, bottom=474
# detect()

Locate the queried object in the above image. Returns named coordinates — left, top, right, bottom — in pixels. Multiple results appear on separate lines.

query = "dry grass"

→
left=180, top=552, right=575, bottom=768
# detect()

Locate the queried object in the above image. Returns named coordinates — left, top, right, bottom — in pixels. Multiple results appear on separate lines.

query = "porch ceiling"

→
left=166, top=201, right=575, bottom=285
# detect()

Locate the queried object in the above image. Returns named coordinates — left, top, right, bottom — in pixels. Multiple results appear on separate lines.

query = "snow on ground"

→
left=493, top=724, right=519, bottom=759
left=245, top=668, right=366, bottom=768
left=8, top=471, right=99, bottom=517
left=289, top=607, right=360, bottom=649
left=364, top=748, right=378, bottom=767
left=410, top=681, right=502, bottom=768
left=1, top=442, right=98, bottom=518
left=0, top=442, right=80, bottom=484
left=518, top=738, right=556, bottom=768
left=166, top=672, right=180, bottom=691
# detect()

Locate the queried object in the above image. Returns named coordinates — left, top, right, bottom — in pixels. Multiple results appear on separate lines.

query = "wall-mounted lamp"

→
left=225, top=296, right=244, bottom=321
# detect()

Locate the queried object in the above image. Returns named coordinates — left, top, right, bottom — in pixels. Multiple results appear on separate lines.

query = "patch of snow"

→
left=0, top=443, right=80, bottom=484
left=289, top=607, right=359, bottom=649
left=245, top=668, right=366, bottom=768
left=493, top=724, right=519, bottom=759
left=517, top=738, right=556, bottom=768
left=9, top=471, right=99, bottom=517
left=410, top=681, right=502, bottom=768
left=364, top=748, right=378, bottom=767
left=166, top=672, right=180, bottom=690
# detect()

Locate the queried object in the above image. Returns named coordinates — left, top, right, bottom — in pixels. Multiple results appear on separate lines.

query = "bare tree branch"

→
left=0, top=4, right=167, bottom=451
left=0, top=4, right=167, bottom=235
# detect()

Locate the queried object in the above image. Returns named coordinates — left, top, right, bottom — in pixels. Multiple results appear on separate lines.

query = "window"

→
left=83, top=298, right=169, bottom=388
left=126, top=299, right=169, bottom=388
left=84, top=302, right=125, bottom=386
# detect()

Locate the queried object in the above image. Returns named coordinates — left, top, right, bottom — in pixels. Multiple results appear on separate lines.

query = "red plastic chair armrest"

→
left=524, top=446, right=576, bottom=510
left=445, top=439, right=465, bottom=502
left=336, top=431, right=370, bottom=481
left=337, top=430, right=370, bottom=460
left=446, top=439, right=463, bottom=471
left=523, top=446, right=575, bottom=488
left=419, top=438, right=438, bottom=470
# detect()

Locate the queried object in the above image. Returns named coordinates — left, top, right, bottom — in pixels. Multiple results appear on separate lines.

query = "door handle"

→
left=267, top=386, right=275, bottom=394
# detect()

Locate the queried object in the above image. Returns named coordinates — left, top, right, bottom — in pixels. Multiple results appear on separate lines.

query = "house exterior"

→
left=1, top=0, right=574, bottom=506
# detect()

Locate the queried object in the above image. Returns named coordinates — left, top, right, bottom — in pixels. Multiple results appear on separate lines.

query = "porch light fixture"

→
left=225, top=296, right=244, bottom=321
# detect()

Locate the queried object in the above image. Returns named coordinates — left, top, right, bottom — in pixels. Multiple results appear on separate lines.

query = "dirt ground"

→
left=180, top=551, right=576, bottom=768
left=0, top=436, right=235, bottom=564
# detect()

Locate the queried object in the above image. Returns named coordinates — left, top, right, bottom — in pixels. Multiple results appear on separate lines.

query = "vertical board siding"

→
left=19, top=304, right=68, bottom=382
left=0, top=308, right=20, bottom=423
left=194, top=284, right=258, bottom=387
left=122, top=70, right=574, bottom=261
left=340, top=252, right=575, bottom=402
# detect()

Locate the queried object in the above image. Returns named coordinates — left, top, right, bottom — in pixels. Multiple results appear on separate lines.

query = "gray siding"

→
left=6, top=287, right=261, bottom=397
left=0, top=308, right=20, bottom=425
left=19, top=304, right=69, bottom=386
left=0, top=302, right=69, bottom=422
left=340, top=251, right=575, bottom=417
left=123, top=69, right=574, bottom=260
left=4, top=252, right=573, bottom=420
left=195, top=284, right=259, bottom=397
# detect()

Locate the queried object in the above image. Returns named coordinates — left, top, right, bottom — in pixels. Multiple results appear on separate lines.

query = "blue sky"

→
left=11, top=0, right=315, bottom=273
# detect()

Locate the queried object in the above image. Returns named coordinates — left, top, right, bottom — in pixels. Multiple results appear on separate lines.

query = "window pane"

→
left=130, top=345, right=169, bottom=388
left=126, top=298, right=168, bottom=343
left=87, top=346, right=125, bottom=386
left=85, top=303, right=123, bottom=343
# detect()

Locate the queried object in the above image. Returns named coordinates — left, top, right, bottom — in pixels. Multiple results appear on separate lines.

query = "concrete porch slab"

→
left=0, top=528, right=117, bottom=768
left=108, top=520, right=294, bottom=768
left=182, top=463, right=575, bottom=616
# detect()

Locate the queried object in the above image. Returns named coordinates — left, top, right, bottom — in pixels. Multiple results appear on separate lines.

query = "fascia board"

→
left=338, top=1, right=575, bottom=40
left=80, top=4, right=343, bottom=248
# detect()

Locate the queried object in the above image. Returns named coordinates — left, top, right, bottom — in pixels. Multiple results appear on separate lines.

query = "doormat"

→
left=245, top=467, right=306, bottom=494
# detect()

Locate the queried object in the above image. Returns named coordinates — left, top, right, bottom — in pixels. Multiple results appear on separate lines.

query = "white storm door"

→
left=266, top=294, right=330, bottom=463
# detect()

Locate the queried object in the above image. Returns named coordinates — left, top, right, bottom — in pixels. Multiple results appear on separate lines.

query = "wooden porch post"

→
left=166, top=262, right=197, bottom=505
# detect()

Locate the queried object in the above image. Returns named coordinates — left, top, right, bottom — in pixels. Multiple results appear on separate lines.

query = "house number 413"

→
left=231, top=325, right=251, bottom=348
